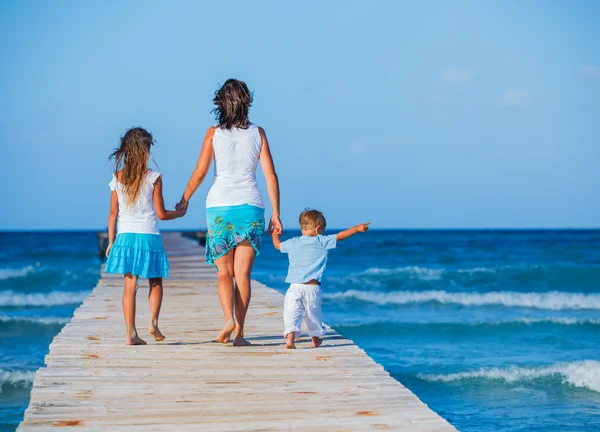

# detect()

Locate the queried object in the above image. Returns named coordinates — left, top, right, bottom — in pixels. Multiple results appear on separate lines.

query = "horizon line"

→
left=1, top=227, right=599, bottom=233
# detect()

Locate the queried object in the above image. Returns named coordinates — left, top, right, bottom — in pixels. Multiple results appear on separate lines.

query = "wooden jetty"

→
left=18, top=233, right=455, bottom=431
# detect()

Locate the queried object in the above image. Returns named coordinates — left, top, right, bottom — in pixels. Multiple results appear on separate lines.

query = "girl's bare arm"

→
left=154, top=176, right=185, bottom=220
left=106, top=191, right=119, bottom=257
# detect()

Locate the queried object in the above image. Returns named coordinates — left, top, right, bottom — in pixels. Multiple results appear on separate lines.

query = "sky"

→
left=0, top=0, right=598, bottom=230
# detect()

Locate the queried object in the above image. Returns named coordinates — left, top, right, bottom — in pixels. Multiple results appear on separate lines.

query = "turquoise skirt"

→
left=206, top=204, right=265, bottom=269
left=105, top=233, right=169, bottom=278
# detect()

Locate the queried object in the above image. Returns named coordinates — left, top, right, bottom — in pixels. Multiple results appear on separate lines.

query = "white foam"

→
left=0, top=369, right=36, bottom=393
left=324, top=290, right=600, bottom=310
left=335, top=317, right=600, bottom=328
left=456, top=267, right=496, bottom=274
left=508, top=317, right=600, bottom=326
left=0, top=315, right=70, bottom=325
left=363, top=266, right=445, bottom=281
left=0, top=266, right=35, bottom=281
left=0, top=290, right=88, bottom=307
left=418, top=360, right=600, bottom=393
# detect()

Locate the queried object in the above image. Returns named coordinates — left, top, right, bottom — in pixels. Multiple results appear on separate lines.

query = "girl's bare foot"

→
left=126, top=334, right=147, bottom=345
left=286, top=332, right=296, bottom=349
left=215, top=318, right=235, bottom=344
left=232, top=334, right=252, bottom=346
left=312, top=336, right=323, bottom=348
left=149, top=325, right=165, bottom=341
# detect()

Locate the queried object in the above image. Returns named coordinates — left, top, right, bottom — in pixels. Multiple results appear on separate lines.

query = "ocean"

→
left=1, top=230, right=599, bottom=431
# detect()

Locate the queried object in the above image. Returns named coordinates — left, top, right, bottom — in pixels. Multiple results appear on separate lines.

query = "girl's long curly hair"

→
left=212, top=78, right=253, bottom=130
left=109, top=127, right=154, bottom=205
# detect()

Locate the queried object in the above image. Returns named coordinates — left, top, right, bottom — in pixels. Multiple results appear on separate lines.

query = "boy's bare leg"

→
left=123, top=274, right=146, bottom=345
left=312, top=336, right=323, bottom=348
left=286, top=332, right=296, bottom=349
left=148, top=277, right=165, bottom=341
left=215, top=251, right=236, bottom=344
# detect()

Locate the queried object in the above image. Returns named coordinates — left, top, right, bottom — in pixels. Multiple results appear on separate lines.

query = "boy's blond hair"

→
left=299, top=209, right=327, bottom=234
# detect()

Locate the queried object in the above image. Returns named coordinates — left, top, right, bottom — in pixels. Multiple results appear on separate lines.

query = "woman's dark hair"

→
left=212, top=79, right=253, bottom=130
left=109, top=127, right=154, bottom=205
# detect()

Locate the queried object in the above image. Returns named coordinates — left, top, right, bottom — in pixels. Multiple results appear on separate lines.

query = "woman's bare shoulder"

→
left=206, top=126, right=217, bottom=137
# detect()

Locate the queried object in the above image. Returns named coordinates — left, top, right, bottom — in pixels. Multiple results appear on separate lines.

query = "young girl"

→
left=105, top=127, right=185, bottom=345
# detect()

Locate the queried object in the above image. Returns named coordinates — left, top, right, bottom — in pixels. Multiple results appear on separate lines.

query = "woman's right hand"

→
left=175, top=198, right=188, bottom=212
left=105, top=243, right=113, bottom=258
left=269, top=215, right=283, bottom=235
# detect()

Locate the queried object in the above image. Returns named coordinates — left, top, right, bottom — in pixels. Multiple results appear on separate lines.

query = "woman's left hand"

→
left=269, top=215, right=283, bottom=235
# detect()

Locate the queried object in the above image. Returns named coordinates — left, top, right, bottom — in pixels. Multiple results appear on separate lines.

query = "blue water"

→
left=0, top=232, right=99, bottom=432
left=253, top=230, right=600, bottom=432
left=1, top=231, right=599, bottom=431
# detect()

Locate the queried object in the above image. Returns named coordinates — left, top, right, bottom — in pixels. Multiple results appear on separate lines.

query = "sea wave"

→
left=418, top=360, right=600, bottom=393
left=0, top=369, right=36, bottom=394
left=456, top=267, right=496, bottom=275
left=335, top=317, right=600, bottom=328
left=0, top=290, right=88, bottom=307
left=363, top=266, right=445, bottom=281
left=324, top=290, right=600, bottom=310
left=507, top=317, right=600, bottom=325
left=0, top=266, right=35, bottom=281
left=0, top=315, right=70, bottom=325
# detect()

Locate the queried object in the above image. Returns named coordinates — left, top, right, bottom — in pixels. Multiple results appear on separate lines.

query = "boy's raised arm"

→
left=336, top=222, right=371, bottom=242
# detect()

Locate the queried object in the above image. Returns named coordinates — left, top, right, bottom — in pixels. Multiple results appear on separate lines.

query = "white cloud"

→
left=583, top=66, right=600, bottom=79
left=499, top=90, right=531, bottom=106
left=442, top=68, right=473, bottom=84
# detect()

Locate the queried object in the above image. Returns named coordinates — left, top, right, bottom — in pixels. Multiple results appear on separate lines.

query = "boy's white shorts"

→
left=283, top=283, right=326, bottom=338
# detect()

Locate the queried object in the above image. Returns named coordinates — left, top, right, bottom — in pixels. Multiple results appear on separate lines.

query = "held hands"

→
left=268, top=215, right=283, bottom=235
left=175, top=199, right=189, bottom=213
left=175, top=199, right=189, bottom=218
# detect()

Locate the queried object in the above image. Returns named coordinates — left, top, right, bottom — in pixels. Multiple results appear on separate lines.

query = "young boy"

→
left=270, top=209, right=370, bottom=349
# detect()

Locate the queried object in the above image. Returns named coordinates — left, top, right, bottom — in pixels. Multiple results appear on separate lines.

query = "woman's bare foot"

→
left=232, top=334, right=252, bottom=346
left=312, top=336, right=323, bottom=348
left=149, top=325, right=165, bottom=341
left=126, top=334, right=147, bottom=345
left=216, top=318, right=235, bottom=344
left=286, top=332, right=296, bottom=349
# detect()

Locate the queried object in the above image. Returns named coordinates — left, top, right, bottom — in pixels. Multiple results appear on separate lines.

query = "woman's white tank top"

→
left=205, top=124, right=265, bottom=209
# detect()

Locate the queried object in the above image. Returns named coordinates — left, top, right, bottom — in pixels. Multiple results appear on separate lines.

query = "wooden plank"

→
left=18, top=233, right=455, bottom=431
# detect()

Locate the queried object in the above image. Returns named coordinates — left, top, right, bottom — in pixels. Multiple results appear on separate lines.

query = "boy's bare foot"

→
left=286, top=332, right=296, bottom=349
left=126, top=334, right=147, bottom=345
left=149, top=325, right=165, bottom=341
left=312, top=336, right=323, bottom=348
left=232, top=335, right=252, bottom=346
left=215, top=318, right=235, bottom=344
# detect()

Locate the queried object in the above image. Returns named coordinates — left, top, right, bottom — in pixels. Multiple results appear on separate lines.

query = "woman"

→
left=177, top=79, right=282, bottom=346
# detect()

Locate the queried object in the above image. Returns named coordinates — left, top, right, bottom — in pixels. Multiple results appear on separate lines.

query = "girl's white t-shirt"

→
left=109, top=170, right=161, bottom=235
left=205, top=124, right=265, bottom=209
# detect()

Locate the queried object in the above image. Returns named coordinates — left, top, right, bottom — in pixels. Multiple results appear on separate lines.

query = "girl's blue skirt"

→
left=105, top=233, right=169, bottom=278
left=206, top=204, right=265, bottom=269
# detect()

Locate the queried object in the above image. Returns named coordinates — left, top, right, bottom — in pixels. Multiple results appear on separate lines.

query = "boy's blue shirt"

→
left=279, top=235, right=337, bottom=284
